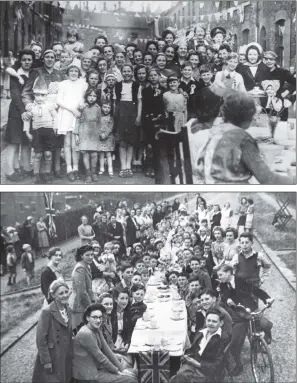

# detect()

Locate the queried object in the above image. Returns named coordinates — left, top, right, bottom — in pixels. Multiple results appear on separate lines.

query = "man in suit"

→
left=107, top=214, right=125, bottom=253
left=170, top=308, right=230, bottom=383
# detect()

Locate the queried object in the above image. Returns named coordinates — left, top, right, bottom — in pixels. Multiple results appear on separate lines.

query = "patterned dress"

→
left=74, top=103, right=101, bottom=151
left=163, top=91, right=187, bottom=133
left=98, top=115, right=115, bottom=151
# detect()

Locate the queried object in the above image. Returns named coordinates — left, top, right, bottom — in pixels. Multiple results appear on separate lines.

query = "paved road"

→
left=1, top=193, right=296, bottom=383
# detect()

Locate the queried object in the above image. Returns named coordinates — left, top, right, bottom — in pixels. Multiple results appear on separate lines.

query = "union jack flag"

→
left=44, top=192, right=57, bottom=239
left=139, top=350, right=170, bottom=383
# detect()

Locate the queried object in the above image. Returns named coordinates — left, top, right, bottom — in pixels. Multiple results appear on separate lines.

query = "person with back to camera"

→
left=196, top=91, right=295, bottom=184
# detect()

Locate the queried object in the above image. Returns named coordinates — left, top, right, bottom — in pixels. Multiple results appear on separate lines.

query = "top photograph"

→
left=1, top=0, right=296, bottom=185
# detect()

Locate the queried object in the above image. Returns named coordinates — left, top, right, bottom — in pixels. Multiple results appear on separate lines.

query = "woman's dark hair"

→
left=245, top=44, right=262, bottom=62
left=134, top=64, right=148, bottom=81
left=163, top=43, right=177, bottom=55
left=48, top=247, right=62, bottom=259
left=166, top=270, right=179, bottom=282
left=225, top=227, right=238, bottom=239
left=145, top=40, right=158, bottom=52
left=162, top=29, right=176, bottom=41
left=131, top=283, right=146, bottom=294
left=83, top=303, right=106, bottom=324
left=51, top=41, right=64, bottom=49
left=206, top=46, right=218, bottom=54
left=84, top=86, right=98, bottom=102
left=223, top=91, right=256, bottom=127
left=94, top=35, right=108, bottom=45
left=75, top=245, right=93, bottom=262
left=247, top=198, right=254, bottom=205
left=18, top=49, right=35, bottom=62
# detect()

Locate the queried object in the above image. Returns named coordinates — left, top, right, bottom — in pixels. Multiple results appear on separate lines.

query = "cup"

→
left=150, top=320, right=158, bottom=329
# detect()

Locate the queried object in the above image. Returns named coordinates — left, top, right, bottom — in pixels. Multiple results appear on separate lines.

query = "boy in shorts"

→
left=23, top=77, right=57, bottom=184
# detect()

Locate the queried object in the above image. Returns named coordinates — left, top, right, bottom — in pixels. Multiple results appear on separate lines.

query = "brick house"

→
left=158, top=1, right=296, bottom=68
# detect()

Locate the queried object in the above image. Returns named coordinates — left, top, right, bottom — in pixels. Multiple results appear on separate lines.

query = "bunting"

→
left=199, top=3, right=204, bottom=9
left=215, top=2, right=220, bottom=9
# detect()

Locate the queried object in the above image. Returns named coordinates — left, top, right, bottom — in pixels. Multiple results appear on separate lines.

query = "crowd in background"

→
left=3, top=194, right=276, bottom=382
left=3, top=23, right=296, bottom=184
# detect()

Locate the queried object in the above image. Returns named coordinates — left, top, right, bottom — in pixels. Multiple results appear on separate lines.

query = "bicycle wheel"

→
left=251, top=337, right=274, bottom=383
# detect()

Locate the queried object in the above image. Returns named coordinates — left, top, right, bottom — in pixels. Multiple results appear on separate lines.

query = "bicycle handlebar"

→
left=236, top=298, right=275, bottom=317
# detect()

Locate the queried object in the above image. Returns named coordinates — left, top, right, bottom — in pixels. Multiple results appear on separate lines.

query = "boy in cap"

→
left=21, top=244, right=35, bottom=286
left=23, top=77, right=58, bottom=184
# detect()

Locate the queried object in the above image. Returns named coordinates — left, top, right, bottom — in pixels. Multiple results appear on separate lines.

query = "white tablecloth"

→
left=128, top=273, right=189, bottom=357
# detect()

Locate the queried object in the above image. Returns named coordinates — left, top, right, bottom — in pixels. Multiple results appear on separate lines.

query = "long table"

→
left=128, top=273, right=189, bottom=357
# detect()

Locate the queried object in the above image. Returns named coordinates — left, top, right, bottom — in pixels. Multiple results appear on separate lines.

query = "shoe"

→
left=7, top=281, right=12, bottom=286
left=54, top=170, right=63, bottom=178
left=34, top=174, right=43, bottom=184
left=231, top=364, right=243, bottom=376
left=85, top=171, right=92, bottom=183
left=44, top=173, right=53, bottom=184
left=91, top=170, right=99, bottom=182
left=98, top=169, right=104, bottom=175
left=126, top=169, right=133, bottom=178
left=6, top=173, right=21, bottom=182
left=73, top=170, right=80, bottom=180
left=67, top=172, right=75, bottom=182
left=119, top=170, right=126, bottom=178
left=23, top=170, right=34, bottom=178
left=108, top=169, right=114, bottom=177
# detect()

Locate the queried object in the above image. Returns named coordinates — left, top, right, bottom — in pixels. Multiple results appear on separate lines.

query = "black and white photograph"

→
left=0, top=1, right=296, bottom=184
left=0, top=191, right=296, bottom=382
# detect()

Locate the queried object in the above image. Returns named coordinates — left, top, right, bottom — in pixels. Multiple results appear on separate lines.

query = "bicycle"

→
left=237, top=299, right=275, bottom=383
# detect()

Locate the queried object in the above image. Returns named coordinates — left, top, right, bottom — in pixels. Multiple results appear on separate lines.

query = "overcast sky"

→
left=60, top=1, right=174, bottom=12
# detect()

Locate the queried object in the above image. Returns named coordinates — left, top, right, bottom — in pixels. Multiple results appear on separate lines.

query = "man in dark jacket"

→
left=107, top=215, right=125, bottom=253
left=170, top=308, right=230, bottom=383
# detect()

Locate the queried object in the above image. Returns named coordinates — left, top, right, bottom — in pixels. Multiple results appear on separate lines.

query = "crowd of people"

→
left=0, top=216, right=50, bottom=283
left=2, top=194, right=275, bottom=382
left=3, top=23, right=296, bottom=184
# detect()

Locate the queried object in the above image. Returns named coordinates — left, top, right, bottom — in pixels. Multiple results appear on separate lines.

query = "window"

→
left=275, top=19, right=285, bottom=67
left=242, top=29, right=250, bottom=45
left=260, top=26, right=267, bottom=52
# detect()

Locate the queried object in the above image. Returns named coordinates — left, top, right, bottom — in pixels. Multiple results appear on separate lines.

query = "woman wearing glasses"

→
left=73, top=303, right=137, bottom=383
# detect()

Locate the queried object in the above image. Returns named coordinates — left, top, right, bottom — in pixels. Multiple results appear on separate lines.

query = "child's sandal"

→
left=98, top=170, right=104, bottom=175
left=119, top=170, right=126, bottom=178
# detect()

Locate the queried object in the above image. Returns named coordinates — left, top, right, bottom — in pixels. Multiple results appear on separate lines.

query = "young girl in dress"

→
left=56, top=62, right=88, bottom=182
left=114, top=64, right=142, bottom=178
left=221, top=202, right=233, bottom=230
left=163, top=76, right=187, bottom=133
left=245, top=198, right=255, bottom=233
left=98, top=100, right=115, bottom=177
left=74, top=87, right=101, bottom=183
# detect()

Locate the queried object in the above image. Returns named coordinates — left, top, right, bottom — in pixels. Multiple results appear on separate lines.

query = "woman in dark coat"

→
left=22, top=216, right=38, bottom=250
left=210, top=205, right=222, bottom=238
left=237, top=43, right=268, bottom=91
left=5, top=49, right=35, bottom=181
left=40, top=247, right=64, bottom=303
left=125, top=210, right=138, bottom=248
left=110, top=287, right=134, bottom=351
left=32, top=279, right=73, bottom=383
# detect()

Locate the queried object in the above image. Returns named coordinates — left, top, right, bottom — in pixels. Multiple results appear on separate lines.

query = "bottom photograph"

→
left=0, top=192, right=296, bottom=383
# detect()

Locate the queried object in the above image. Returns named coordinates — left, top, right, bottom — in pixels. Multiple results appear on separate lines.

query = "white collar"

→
left=17, top=67, right=30, bottom=77
left=199, top=327, right=222, bottom=338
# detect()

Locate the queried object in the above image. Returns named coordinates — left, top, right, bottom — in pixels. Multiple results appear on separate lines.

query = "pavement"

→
left=0, top=192, right=296, bottom=383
